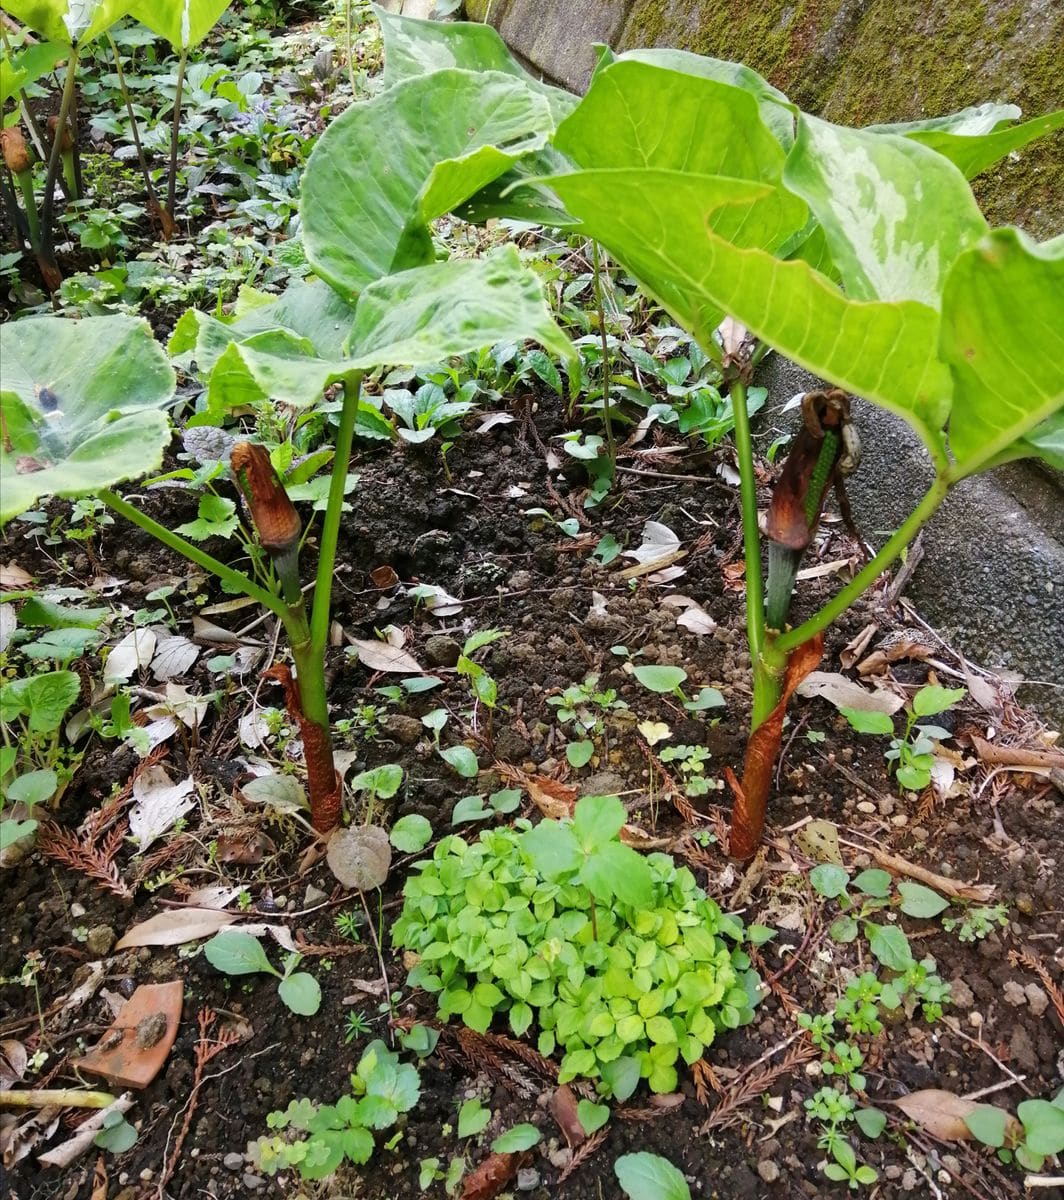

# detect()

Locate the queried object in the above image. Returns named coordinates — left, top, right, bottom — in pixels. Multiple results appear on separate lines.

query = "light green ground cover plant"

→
left=0, top=116, right=574, bottom=835
left=362, top=9, right=1063, bottom=859
left=252, top=1038, right=420, bottom=1180
left=841, top=684, right=966, bottom=793
left=393, top=795, right=759, bottom=1096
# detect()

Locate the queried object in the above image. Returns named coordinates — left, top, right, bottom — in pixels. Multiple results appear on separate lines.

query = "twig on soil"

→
left=697, top=1035, right=818, bottom=1134
left=838, top=837, right=996, bottom=903
left=943, top=1020, right=1034, bottom=1096
left=1025, top=1177, right=1064, bottom=1189
left=358, top=889, right=392, bottom=1039
left=157, top=1008, right=242, bottom=1197
left=962, top=1076, right=1027, bottom=1101
left=556, top=1126, right=608, bottom=1183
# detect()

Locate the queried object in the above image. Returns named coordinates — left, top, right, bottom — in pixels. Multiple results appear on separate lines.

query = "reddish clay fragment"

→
left=76, top=982, right=183, bottom=1089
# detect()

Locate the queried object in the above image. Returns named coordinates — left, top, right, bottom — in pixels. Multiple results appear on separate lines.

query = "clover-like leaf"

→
left=1, top=316, right=175, bottom=525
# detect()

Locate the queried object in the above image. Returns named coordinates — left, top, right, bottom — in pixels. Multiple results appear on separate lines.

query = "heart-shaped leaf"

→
left=0, top=316, right=174, bottom=524
left=302, top=69, right=555, bottom=294
left=327, top=824, right=392, bottom=890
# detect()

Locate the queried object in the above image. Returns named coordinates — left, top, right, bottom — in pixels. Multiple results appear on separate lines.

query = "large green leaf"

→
left=376, top=5, right=575, bottom=122
left=130, top=0, right=233, bottom=50
left=547, top=169, right=951, bottom=447
left=301, top=69, right=555, bottom=295
left=608, top=47, right=794, bottom=149
left=555, top=59, right=786, bottom=183
left=940, top=228, right=1064, bottom=474
left=1017, top=412, right=1064, bottom=470
left=0, top=316, right=174, bottom=523
left=1, top=0, right=137, bottom=45
left=346, top=246, right=576, bottom=374
left=783, top=115, right=987, bottom=307
left=0, top=39, right=66, bottom=111
left=866, top=103, right=1064, bottom=180
left=544, top=169, right=805, bottom=350
left=170, top=279, right=357, bottom=377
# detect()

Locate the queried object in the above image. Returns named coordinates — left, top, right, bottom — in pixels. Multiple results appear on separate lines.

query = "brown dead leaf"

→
left=91, top=1153, right=108, bottom=1200
left=0, top=562, right=32, bottom=590
left=348, top=638, right=424, bottom=674
left=216, top=830, right=274, bottom=865
left=461, top=1151, right=526, bottom=1199
left=523, top=773, right=577, bottom=820
left=549, top=1084, right=586, bottom=1147
left=0, top=1040, right=27, bottom=1089
left=857, top=633, right=935, bottom=676
left=891, top=1090, right=1020, bottom=1144
left=721, top=560, right=745, bottom=592
left=370, top=565, right=399, bottom=589
left=115, top=908, right=238, bottom=950
left=840, top=622, right=878, bottom=670
left=795, top=819, right=843, bottom=865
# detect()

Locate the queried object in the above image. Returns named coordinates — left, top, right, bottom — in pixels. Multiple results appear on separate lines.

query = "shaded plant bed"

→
left=1, top=385, right=1061, bottom=1198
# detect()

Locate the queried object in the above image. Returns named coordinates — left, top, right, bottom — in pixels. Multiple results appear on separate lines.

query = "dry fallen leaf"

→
left=461, top=1150, right=525, bottom=1199
left=347, top=639, right=425, bottom=674
left=0, top=561, right=32, bottom=589
left=840, top=622, right=878, bottom=670
left=104, top=629, right=157, bottom=685
left=0, top=1040, right=27, bottom=1090
left=549, top=1084, right=586, bottom=1147
left=796, top=672, right=905, bottom=715
left=370, top=565, right=399, bottom=589
left=150, top=634, right=200, bottom=681
left=327, top=825, right=392, bottom=890
left=129, top=767, right=195, bottom=852
left=795, top=819, right=843, bottom=865
left=115, top=908, right=238, bottom=950
left=891, top=1090, right=1020, bottom=1144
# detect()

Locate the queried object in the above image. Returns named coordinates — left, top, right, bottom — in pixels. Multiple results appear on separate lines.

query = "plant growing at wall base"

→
left=369, top=11, right=1064, bottom=858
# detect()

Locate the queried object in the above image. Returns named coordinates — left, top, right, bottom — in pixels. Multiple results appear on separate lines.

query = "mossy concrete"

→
left=471, top=0, right=1064, bottom=236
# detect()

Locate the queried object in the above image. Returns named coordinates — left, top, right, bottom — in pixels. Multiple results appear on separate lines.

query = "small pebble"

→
left=757, top=1160, right=781, bottom=1183
left=223, top=1153, right=243, bottom=1171
left=968, top=1011, right=983, bottom=1028
left=242, top=1174, right=265, bottom=1191
left=517, top=1168, right=541, bottom=1191
left=70, top=903, right=87, bottom=919
left=1015, top=892, right=1034, bottom=915
left=1003, top=980, right=1027, bottom=1007
left=856, top=800, right=876, bottom=815
left=1024, top=984, right=1049, bottom=1017
left=139, top=1169, right=154, bottom=1183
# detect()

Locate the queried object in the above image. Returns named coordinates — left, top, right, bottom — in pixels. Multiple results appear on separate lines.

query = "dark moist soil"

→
left=2, top=387, right=1062, bottom=1200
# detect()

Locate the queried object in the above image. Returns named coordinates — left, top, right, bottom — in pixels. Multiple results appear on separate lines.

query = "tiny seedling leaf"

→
left=614, top=1151, right=691, bottom=1200
left=809, top=863, right=849, bottom=899
left=457, top=1098, right=491, bottom=1138
left=491, top=1124, right=542, bottom=1152
left=440, top=745, right=479, bottom=778
left=390, top=814, right=433, bottom=853
left=632, top=664, right=688, bottom=694
left=577, top=1099, right=610, bottom=1135
left=278, top=971, right=321, bottom=1016
left=840, top=707, right=896, bottom=736
left=897, top=881, right=950, bottom=918
left=204, top=930, right=278, bottom=977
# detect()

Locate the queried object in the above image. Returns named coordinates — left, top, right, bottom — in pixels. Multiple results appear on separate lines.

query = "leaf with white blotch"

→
left=347, top=639, right=424, bottom=674
left=2, top=0, right=138, bottom=45
left=302, top=69, right=555, bottom=294
left=0, top=316, right=174, bottom=526
left=327, top=824, right=392, bottom=890
left=345, top=247, right=575, bottom=377
left=130, top=0, right=233, bottom=49
left=783, top=114, right=987, bottom=308
left=129, top=766, right=195, bottom=851
left=542, top=168, right=952, bottom=450
left=115, top=907, right=238, bottom=950
left=866, top=103, right=1064, bottom=181
left=150, top=635, right=200, bottom=681
left=940, top=228, right=1064, bottom=475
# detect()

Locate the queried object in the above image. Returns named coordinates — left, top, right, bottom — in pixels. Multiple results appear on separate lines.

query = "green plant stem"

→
left=345, top=0, right=356, bottom=94
left=309, top=371, right=362, bottom=663
left=13, top=169, right=40, bottom=252
left=98, top=489, right=288, bottom=623
left=38, top=50, right=78, bottom=265
left=775, top=477, right=949, bottom=655
left=167, top=46, right=189, bottom=218
left=591, top=241, right=616, bottom=467
left=728, top=378, right=778, bottom=725
left=107, top=32, right=164, bottom=218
